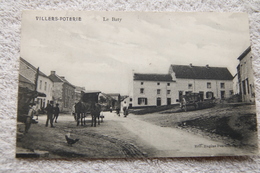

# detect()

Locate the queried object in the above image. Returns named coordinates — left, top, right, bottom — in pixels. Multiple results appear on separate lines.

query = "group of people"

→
left=25, top=101, right=60, bottom=133
left=112, top=101, right=128, bottom=117
left=44, top=101, right=60, bottom=127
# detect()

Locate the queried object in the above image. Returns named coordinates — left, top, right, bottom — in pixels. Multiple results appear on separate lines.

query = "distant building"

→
left=74, top=86, right=85, bottom=102
left=169, top=64, right=234, bottom=102
left=106, top=93, right=121, bottom=110
left=132, top=74, right=176, bottom=107
left=237, top=47, right=255, bottom=102
left=49, top=71, right=75, bottom=112
left=19, top=57, right=53, bottom=109
left=132, top=64, right=234, bottom=108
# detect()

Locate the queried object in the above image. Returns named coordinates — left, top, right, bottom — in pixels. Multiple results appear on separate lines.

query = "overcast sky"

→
left=21, top=11, right=250, bottom=95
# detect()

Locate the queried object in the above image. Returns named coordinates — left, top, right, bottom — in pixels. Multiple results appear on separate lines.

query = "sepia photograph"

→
left=16, top=11, right=258, bottom=158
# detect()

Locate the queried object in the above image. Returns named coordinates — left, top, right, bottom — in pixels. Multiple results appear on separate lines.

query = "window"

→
left=130, top=98, right=132, bottom=102
left=157, top=82, right=160, bottom=85
left=207, top=82, right=211, bottom=89
left=141, top=82, right=144, bottom=85
left=39, top=80, right=42, bottom=90
left=230, top=90, right=233, bottom=95
left=246, top=78, right=249, bottom=94
left=44, top=82, right=47, bottom=91
left=220, top=83, right=225, bottom=89
left=157, top=89, right=161, bottom=94
left=242, top=80, right=246, bottom=95
left=188, top=84, right=192, bottom=89
left=167, top=83, right=170, bottom=86
left=140, top=88, right=144, bottom=94
left=167, top=90, right=171, bottom=95
left=138, top=98, right=147, bottom=105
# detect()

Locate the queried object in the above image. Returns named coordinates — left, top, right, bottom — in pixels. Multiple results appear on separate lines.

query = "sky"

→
left=20, top=11, right=251, bottom=95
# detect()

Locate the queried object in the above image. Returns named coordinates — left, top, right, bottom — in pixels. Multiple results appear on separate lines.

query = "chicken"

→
left=65, top=135, right=79, bottom=146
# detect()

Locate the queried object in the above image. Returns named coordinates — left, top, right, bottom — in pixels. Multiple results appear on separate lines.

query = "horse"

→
left=75, top=101, right=101, bottom=127
left=75, top=101, right=90, bottom=126
left=90, top=103, right=101, bottom=127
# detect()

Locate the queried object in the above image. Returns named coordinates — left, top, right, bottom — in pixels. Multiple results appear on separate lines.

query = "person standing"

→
left=53, top=103, right=60, bottom=123
left=115, top=102, right=120, bottom=117
left=123, top=101, right=128, bottom=117
left=25, top=103, right=35, bottom=133
left=45, top=101, right=54, bottom=127
left=34, top=101, right=40, bottom=120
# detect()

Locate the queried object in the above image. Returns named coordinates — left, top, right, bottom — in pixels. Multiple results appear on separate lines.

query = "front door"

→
left=178, top=91, right=183, bottom=102
left=167, top=98, right=171, bottom=105
left=221, top=91, right=225, bottom=99
left=157, top=98, right=161, bottom=106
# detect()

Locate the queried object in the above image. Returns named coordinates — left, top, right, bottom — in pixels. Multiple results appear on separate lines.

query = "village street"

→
left=17, top=104, right=256, bottom=158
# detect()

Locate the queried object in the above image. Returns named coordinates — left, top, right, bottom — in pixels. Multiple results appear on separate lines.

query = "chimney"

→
left=51, top=71, right=56, bottom=75
left=189, top=63, right=193, bottom=67
left=206, top=64, right=209, bottom=68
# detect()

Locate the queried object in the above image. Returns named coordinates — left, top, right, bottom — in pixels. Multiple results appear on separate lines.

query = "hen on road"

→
left=65, top=135, right=79, bottom=146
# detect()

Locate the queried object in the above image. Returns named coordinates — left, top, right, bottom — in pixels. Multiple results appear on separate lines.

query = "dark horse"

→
left=75, top=101, right=101, bottom=127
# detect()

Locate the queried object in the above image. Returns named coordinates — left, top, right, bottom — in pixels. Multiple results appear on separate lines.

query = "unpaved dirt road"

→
left=17, top=105, right=256, bottom=158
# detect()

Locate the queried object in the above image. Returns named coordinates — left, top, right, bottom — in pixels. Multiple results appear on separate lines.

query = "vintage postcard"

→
left=16, top=11, right=258, bottom=158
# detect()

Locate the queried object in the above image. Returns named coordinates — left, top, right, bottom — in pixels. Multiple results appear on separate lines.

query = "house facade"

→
left=132, top=74, right=176, bottom=108
left=49, top=71, right=75, bottom=112
left=132, top=64, right=234, bottom=108
left=169, top=64, right=234, bottom=102
left=19, top=57, right=53, bottom=109
left=237, top=47, right=255, bottom=102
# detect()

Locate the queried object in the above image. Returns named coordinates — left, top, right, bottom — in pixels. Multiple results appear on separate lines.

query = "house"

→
left=132, top=73, right=176, bottom=107
left=48, top=71, right=75, bottom=112
left=19, top=57, right=53, bottom=110
left=132, top=64, right=234, bottom=108
left=169, top=64, right=234, bottom=102
left=237, top=47, right=255, bottom=102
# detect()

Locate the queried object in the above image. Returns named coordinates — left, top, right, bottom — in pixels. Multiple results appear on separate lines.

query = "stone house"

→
left=237, top=47, right=255, bottom=102
left=132, top=74, right=176, bottom=108
left=19, top=57, right=53, bottom=110
left=48, top=71, right=75, bottom=112
left=131, top=64, right=234, bottom=108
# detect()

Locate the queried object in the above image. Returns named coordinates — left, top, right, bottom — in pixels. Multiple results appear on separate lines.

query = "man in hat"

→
left=45, top=101, right=54, bottom=127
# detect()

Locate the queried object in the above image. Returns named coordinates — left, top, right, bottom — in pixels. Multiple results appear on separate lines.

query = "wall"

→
left=176, top=78, right=233, bottom=100
left=239, top=51, right=255, bottom=102
left=132, top=80, right=177, bottom=107
left=62, top=83, right=75, bottom=112
left=36, top=75, right=53, bottom=109
left=52, top=82, right=63, bottom=110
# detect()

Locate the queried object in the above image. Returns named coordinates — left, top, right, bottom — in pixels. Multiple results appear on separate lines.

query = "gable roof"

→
left=237, top=46, right=251, bottom=61
left=48, top=74, right=75, bottom=88
left=169, top=65, right=233, bottom=80
left=134, top=73, right=173, bottom=82
left=20, top=57, right=48, bottom=77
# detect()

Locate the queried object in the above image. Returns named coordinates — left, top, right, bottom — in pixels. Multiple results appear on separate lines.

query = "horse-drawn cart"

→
left=75, top=91, right=102, bottom=127
left=180, top=93, right=215, bottom=111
